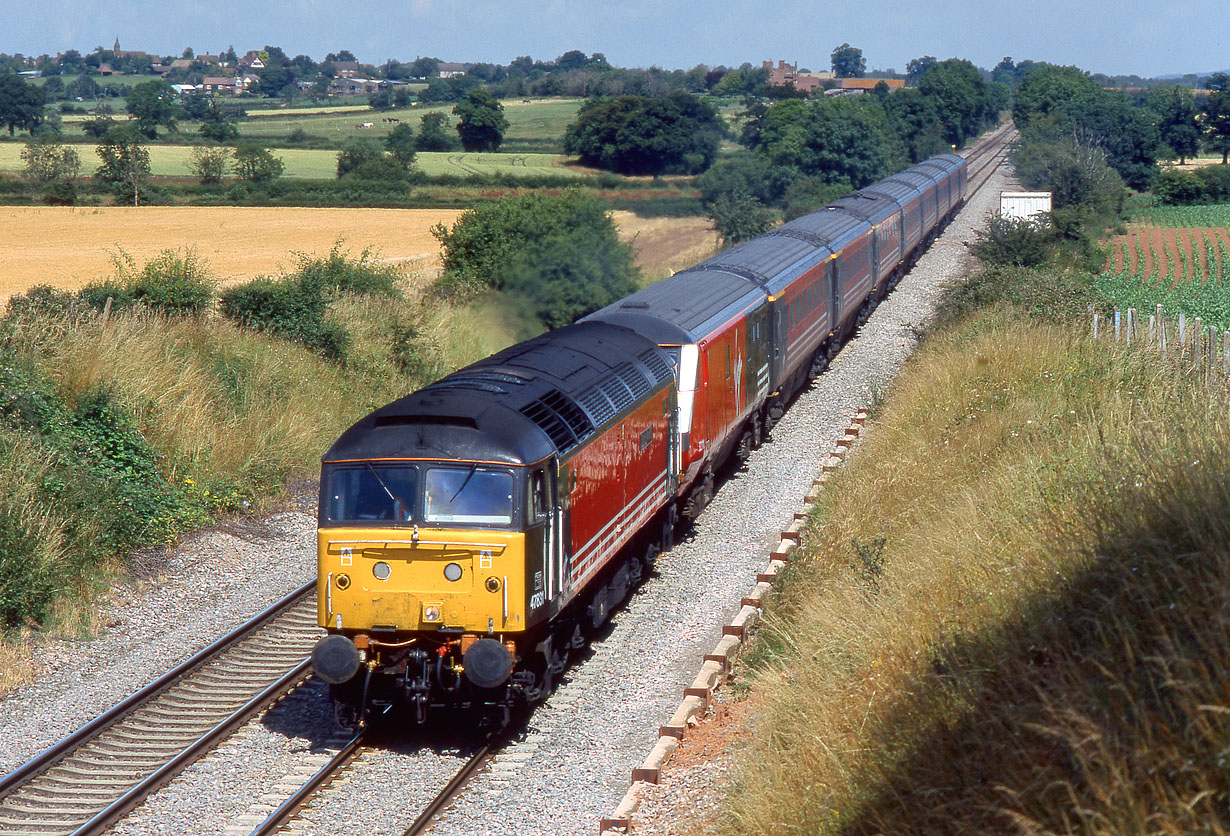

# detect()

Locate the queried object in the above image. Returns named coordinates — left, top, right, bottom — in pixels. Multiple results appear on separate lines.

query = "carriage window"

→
left=325, top=464, right=418, bottom=523
left=425, top=467, right=514, bottom=525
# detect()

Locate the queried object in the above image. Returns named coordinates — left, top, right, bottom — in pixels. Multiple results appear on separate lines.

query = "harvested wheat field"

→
left=0, top=206, right=716, bottom=304
left=0, top=206, right=464, bottom=304
left=610, top=211, right=720, bottom=283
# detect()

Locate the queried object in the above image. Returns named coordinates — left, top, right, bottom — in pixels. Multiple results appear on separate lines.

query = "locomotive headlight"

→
left=485, top=577, right=501, bottom=593
left=423, top=604, right=442, bottom=622
left=444, top=562, right=463, bottom=582
left=372, top=561, right=391, bottom=581
left=335, top=573, right=351, bottom=590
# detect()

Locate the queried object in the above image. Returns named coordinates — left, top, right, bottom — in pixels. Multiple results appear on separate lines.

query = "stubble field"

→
left=0, top=206, right=718, bottom=303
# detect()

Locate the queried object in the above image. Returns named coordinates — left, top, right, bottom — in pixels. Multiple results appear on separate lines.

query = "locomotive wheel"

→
left=751, top=414, right=763, bottom=448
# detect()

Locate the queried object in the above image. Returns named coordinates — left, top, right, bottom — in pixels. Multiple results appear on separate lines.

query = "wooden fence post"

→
left=1114, top=309, right=1121, bottom=342
left=1148, top=315, right=1156, bottom=345
left=1126, top=308, right=1136, bottom=345
left=100, top=296, right=113, bottom=328
left=1209, top=326, right=1217, bottom=375
left=1223, top=330, right=1230, bottom=373
left=1092, top=312, right=1100, bottom=340
left=1179, top=312, right=1186, bottom=346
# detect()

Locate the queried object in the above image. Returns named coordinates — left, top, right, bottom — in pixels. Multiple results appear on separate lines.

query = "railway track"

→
left=964, top=122, right=1015, bottom=193
left=242, top=734, right=496, bottom=836
left=0, top=583, right=321, bottom=836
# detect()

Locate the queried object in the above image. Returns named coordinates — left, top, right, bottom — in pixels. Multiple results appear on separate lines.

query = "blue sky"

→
left=5, top=0, right=1227, bottom=79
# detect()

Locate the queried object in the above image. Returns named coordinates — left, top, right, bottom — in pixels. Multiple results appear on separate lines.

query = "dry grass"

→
left=611, top=211, right=721, bottom=284
left=0, top=206, right=463, bottom=305
left=722, top=307, right=1230, bottom=835
left=0, top=206, right=708, bottom=305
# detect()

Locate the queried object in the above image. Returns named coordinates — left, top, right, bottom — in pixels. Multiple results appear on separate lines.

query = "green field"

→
left=0, top=142, right=584, bottom=180
left=224, top=98, right=582, bottom=149
left=1096, top=203, right=1230, bottom=328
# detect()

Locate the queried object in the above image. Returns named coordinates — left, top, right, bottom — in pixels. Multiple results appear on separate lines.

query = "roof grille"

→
left=640, top=350, right=672, bottom=384
left=618, top=366, right=651, bottom=400
left=604, top=377, right=635, bottom=413
left=577, top=388, right=616, bottom=428
left=520, top=390, right=593, bottom=452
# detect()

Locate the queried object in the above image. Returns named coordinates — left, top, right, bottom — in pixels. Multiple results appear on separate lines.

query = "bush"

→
left=218, top=245, right=402, bottom=359
left=432, top=190, right=640, bottom=326
left=970, top=213, right=1055, bottom=268
left=563, top=92, right=725, bottom=175
left=708, top=190, right=776, bottom=245
left=79, top=249, right=216, bottom=317
left=232, top=143, right=285, bottom=183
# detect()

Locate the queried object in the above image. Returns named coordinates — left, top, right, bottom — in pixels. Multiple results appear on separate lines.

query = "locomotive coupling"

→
left=312, top=634, right=362, bottom=684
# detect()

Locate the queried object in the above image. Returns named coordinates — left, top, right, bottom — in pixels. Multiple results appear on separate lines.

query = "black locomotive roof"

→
left=324, top=321, right=672, bottom=465
left=584, top=269, right=765, bottom=342
left=778, top=206, right=872, bottom=254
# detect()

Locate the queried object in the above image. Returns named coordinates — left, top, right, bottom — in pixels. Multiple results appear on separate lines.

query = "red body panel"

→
left=565, top=387, right=672, bottom=593
left=782, top=262, right=831, bottom=378
left=837, top=235, right=873, bottom=323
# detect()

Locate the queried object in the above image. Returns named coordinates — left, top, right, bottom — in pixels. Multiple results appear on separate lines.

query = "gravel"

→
left=0, top=158, right=1011, bottom=836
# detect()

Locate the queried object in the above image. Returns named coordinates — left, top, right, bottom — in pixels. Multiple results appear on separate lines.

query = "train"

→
left=309, top=153, right=968, bottom=724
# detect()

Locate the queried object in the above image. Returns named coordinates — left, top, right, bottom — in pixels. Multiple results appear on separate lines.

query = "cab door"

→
left=527, top=465, right=557, bottom=618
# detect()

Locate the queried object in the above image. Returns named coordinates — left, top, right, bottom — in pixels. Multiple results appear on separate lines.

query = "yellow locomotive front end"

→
left=312, top=458, right=558, bottom=723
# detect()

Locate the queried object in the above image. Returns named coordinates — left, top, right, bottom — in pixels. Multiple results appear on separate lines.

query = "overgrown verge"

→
left=0, top=247, right=534, bottom=642
left=719, top=280, right=1230, bottom=833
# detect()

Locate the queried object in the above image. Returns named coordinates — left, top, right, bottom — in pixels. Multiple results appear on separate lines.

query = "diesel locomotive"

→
left=310, top=153, right=968, bottom=723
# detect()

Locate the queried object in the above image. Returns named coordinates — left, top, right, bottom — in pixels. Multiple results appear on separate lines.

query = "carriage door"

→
left=828, top=260, right=840, bottom=330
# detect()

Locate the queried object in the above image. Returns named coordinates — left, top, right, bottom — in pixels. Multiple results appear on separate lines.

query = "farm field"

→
left=0, top=206, right=462, bottom=302
left=0, top=206, right=715, bottom=304
left=46, top=97, right=582, bottom=150
left=0, top=143, right=583, bottom=180
left=1098, top=204, right=1230, bottom=327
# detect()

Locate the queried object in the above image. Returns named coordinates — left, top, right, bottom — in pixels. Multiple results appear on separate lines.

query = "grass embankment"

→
left=0, top=250, right=536, bottom=679
left=722, top=271, right=1230, bottom=833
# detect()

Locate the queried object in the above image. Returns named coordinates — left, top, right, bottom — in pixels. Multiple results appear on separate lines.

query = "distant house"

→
left=98, top=63, right=114, bottom=76
left=333, top=60, right=360, bottom=78
left=170, top=59, right=193, bottom=71
left=330, top=77, right=385, bottom=96
left=437, top=62, right=467, bottom=78
left=171, top=83, right=198, bottom=95
left=239, top=51, right=265, bottom=70
left=762, top=59, right=832, bottom=93
left=151, top=63, right=170, bottom=75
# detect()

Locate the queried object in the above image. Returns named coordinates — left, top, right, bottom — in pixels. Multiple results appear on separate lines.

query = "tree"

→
left=751, top=97, right=892, bottom=188
left=335, top=136, right=401, bottom=180
left=0, top=73, right=45, bottom=136
left=831, top=43, right=866, bottom=79
left=918, top=58, right=994, bottom=148
left=708, top=190, right=776, bottom=244
left=563, top=92, right=725, bottom=175
left=190, top=145, right=231, bottom=184
left=432, top=190, right=639, bottom=327
left=1149, top=86, right=1200, bottom=164
left=96, top=126, right=151, bottom=206
left=415, top=112, right=456, bottom=151
left=232, top=143, right=284, bottom=182
left=21, top=137, right=80, bottom=203
left=125, top=79, right=178, bottom=138
left=1203, top=73, right=1230, bottom=164
left=906, top=56, right=937, bottom=86
left=409, top=57, right=440, bottom=79
left=385, top=123, right=418, bottom=170
left=453, top=89, right=508, bottom=152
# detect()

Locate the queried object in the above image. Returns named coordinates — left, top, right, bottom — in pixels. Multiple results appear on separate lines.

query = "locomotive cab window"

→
left=424, top=466, right=515, bottom=526
left=324, top=463, right=418, bottom=523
